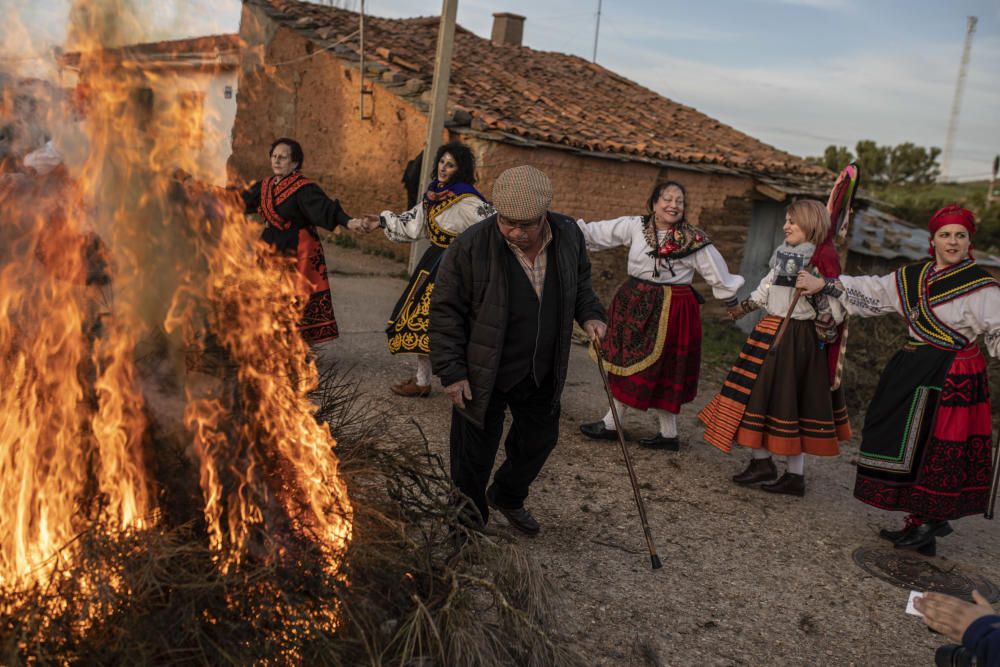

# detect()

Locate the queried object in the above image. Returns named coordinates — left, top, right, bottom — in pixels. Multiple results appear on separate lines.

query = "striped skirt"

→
left=699, top=316, right=851, bottom=456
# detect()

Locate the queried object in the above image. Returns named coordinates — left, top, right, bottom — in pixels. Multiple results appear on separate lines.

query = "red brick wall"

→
left=231, top=13, right=427, bottom=220
left=231, top=9, right=755, bottom=297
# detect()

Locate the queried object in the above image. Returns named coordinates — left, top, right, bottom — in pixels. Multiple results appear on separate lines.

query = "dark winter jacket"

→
left=429, top=212, right=606, bottom=428
left=963, top=614, right=1000, bottom=666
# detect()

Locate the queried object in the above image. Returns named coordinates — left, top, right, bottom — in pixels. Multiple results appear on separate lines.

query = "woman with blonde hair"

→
left=699, top=199, right=851, bottom=496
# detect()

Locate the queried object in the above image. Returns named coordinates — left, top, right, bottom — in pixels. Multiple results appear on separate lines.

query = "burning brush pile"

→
left=0, top=2, right=580, bottom=665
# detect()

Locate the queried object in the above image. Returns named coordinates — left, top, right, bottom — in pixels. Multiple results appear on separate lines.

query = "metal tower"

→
left=941, top=16, right=977, bottom=181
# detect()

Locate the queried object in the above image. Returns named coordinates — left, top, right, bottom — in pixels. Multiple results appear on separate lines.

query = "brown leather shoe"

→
left=732, top=457, right=777, bottom=485
left=761, top=472, right=805, bottom=496
left=391, top=377, right=431, bottom=397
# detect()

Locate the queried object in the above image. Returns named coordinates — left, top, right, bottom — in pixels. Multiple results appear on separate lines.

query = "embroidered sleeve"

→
left=436, top=196, right=494, bottom=235
left=964, top=285, right=1000, bottom=358
left=575, top=216, right=637, bottom=251
left=738, top=298, right=760, bottom=315
left=692, top=244, right=745, bottom=301
left=806, top=290, right=840, bottom=342
left=380, top=202, right=426, bottom=243
left=837, top=273, right=902, bottom=318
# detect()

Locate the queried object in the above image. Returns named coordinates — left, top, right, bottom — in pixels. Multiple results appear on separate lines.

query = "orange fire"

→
left=0, top=0, right=351, bottom=592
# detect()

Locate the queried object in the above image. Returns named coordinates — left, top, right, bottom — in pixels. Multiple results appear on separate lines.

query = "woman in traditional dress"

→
left=699, top=199, right=852, bottom=496
left=379, top=142, right=494, bottom=397
left=241, top=138, right=367, bottom=345
left=577, top=181, right=744, bottom=449
left=797, top=205, right=1000, bottom=554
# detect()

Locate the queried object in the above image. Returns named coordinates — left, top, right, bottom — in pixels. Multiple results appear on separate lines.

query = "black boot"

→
left=894, top=520, right=953, bottom=551
left=878, top=515, right=922, bottom=544
left=638, top=434, right=679, bottom=451
left=732, top=457, right=778, bottom=485
left=761, top=472, right=805, bottom=497
left=580, top=421, right=619, bottom=441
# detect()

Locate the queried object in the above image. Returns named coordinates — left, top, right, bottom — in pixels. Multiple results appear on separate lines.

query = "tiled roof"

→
left=61, top=34, right=242, bottom=68
left=249, top=0, right=828, bottom=179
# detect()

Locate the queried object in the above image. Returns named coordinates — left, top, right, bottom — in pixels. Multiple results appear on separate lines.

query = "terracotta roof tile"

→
left=250, top=0, right=827, bottom=179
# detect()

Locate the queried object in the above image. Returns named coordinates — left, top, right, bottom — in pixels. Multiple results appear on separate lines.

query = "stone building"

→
left=230, top=0, right=835, bottom=308
left=59, top=34, right=242, bottom=186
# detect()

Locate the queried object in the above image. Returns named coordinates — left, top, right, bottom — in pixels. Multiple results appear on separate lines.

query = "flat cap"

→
left=491, top=165, right=553, bottom=221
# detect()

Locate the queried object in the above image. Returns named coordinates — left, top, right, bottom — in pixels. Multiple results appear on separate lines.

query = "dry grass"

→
left=0, top=364, right=585, bottom=666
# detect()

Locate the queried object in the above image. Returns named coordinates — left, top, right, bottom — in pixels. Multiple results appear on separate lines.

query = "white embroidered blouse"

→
left=749, top=267, right=847, bottom=322
left=837, top=272, right=1000, bottom=357
left=380, top=195, right=494, bottom=243
left=575, top=215, right=744, bottom=301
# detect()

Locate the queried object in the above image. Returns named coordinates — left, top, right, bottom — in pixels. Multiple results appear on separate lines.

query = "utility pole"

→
left=408, top=0, right=458, bottom=274
left=941, top=16, right=977, bottom=182
left=592, top=0, right=602, bottom=63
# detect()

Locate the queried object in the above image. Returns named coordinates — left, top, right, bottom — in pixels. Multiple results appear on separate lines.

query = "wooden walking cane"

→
left=770, top=164, right=860, bottom=354
left=591, top=340, right=662, bottom=570
left=986, top=436, right=1000, bottom=520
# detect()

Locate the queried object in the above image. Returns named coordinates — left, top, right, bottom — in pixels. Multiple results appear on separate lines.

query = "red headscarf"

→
left=927, top=205, right=976, bottom=258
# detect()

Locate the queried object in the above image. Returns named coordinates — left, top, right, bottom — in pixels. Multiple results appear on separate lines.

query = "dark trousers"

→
left=450, top=374, right=560, bottom=524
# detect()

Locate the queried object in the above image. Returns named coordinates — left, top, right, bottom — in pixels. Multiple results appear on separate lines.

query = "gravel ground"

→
left=320, top=239, right=1000, bottom=667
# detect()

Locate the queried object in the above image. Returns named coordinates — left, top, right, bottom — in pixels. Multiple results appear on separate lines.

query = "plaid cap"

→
left=491, top=165, right=553, bottom=221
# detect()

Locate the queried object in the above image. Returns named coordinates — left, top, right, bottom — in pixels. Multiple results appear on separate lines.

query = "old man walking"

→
left=429, top=165, right=607, bottom=534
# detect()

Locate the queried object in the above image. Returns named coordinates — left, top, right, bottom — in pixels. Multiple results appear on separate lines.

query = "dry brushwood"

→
left=0, top=363, right=585, bottom=666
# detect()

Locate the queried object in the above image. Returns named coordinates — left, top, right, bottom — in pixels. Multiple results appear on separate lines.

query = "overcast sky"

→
left=7, top=0, right=999, bottom=181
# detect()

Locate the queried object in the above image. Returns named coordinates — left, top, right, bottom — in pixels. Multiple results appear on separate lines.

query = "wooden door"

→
left=735, top=200, right=785, bottom=333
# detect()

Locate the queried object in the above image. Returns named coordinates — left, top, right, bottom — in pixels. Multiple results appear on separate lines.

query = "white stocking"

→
left=602, top=399, right=629, bottom=430
left=751, top=448, right=771, bottom=460
left=787, top=453, right=805, bottom=476
left=415, top=355, right=432, bottom=387
left=652, top=409, right=678, bottom=438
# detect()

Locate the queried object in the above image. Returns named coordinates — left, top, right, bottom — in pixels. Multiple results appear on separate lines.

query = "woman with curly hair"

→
left=577, top=181, right=744, bottom=449
left=378, top=142, right=494, bottom=397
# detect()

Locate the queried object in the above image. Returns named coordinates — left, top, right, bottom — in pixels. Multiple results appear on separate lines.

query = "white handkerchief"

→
left=906, top=590, right=925, bottom=617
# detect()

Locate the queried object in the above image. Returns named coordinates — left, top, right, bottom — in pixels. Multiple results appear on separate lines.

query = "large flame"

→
left=0, top=0, right=351, bottom=591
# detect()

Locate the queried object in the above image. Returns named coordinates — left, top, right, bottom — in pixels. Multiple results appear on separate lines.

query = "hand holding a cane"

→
left=583, top=319, right=607, bottom=343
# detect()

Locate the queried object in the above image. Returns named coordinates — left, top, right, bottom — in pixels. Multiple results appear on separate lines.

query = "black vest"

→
left=496, top=243, right=560, bottom=391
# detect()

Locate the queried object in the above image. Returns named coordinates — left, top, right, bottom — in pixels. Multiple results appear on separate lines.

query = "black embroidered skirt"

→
left=386, top=244, right=444, bottom=356
left=854, top=343, right=994, bottom=520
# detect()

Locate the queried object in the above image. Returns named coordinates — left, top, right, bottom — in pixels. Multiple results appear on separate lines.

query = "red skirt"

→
left=294, top=228, right=338, bottom=345
left=854, top=344, right=994, bottom=520
left=598, top=278, right=701, bottom=413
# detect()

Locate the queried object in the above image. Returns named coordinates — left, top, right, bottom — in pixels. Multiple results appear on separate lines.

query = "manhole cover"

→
left=853, top=546, right=1000, bottom=602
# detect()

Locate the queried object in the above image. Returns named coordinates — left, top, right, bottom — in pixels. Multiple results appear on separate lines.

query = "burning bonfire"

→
left=0, top=2, right=582, bottom=665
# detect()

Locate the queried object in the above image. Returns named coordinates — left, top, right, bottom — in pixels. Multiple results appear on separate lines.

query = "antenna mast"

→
left=592, top=0, right=602, bottom=63
left=941, top=16, right=977, bottom=181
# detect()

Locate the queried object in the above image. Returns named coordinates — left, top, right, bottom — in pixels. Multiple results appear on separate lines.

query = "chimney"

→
left=491, top=12, right=525, bottom=47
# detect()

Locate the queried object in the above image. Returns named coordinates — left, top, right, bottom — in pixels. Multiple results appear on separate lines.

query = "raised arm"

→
left=297, top=183, right=352, bottom=231
left=964, top=285, right=1000, bottom=358
left=692, top=244, right=745, bottom=303
left=575, top=216, right=638, bottom=252
left=380, top=202, right=426, bottom=242
left=836, top=273, right=903, bottom=318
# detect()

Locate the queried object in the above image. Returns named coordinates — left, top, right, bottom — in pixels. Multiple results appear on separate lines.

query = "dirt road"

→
left=321, top=239, right=999, bottom=666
